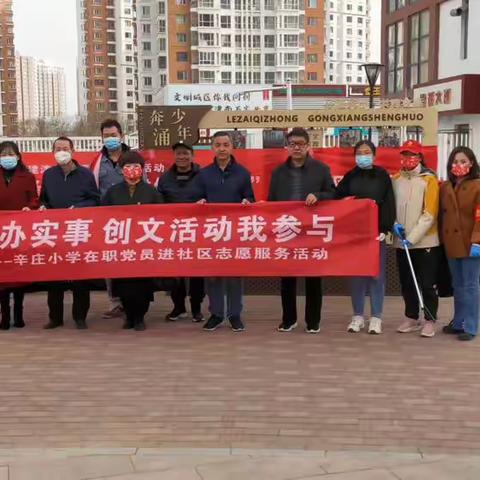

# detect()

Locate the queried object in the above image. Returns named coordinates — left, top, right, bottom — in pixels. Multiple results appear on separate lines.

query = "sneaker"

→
left=192, top=312, right=204, bottom=323
left=397, top=319, right=422, bottom=333
left=278, top=322, right=298, bottom=332
left=348, top=316, right=365, bottom=333
left=368, top=317, right=382, bottom=335
left=229, top=316, right=245, bottom=332
left=203, top=315, right=223, bottom=331
left=421, top=320, right=435, bottom=338
left=458, top=332, right=475, bottom=341
left=102, top=305, right=124, bottom=319
left=443, top=321, right=464, bottom=335
left=165, top=308, right=188, bottom=322
left=305, top=326, right=321, bottom=334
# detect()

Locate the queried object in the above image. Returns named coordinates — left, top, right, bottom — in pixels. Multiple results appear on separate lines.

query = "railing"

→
left=0, top=134, right=139, bottom=153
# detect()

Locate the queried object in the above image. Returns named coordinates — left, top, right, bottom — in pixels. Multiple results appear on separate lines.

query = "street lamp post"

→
left=362, top=63, right=383, bottom=141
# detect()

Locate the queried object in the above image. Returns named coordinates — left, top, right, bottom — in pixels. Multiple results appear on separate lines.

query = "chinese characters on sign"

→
left=419, top=88, right=452, bottom=108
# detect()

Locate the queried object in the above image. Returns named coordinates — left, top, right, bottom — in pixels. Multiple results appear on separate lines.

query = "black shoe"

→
left=13, top=319, right=25, bottom=328
left=443, top=322, right=464, bottom=335
left=165, top=308, right=187, bottom=322
left=277, top=322, right=297, bottom=332
left=43, top=321, right=63, bottom=330
left=229, top=316, right=245, bottom=332
left=203, top=315, right=223, bottom=331
left=0, top=321, right=10, bottom=331
left=192, top=312, right=204, bottom=323
left=75, top=319, right=88, bottom=330
left=134, top=320, right=146, bottom=331
left=458, top=332, right=475, bottom=341
left=122, top=321, right=134, bottom=329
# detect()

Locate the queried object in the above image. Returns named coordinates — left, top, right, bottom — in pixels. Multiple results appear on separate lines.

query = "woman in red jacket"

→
left=0, top=141, right=38, bottom=330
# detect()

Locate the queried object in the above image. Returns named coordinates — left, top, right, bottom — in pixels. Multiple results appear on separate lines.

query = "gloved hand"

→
left=470, top=243, right=480, bottom=257
left=393, top=223, right=406, bottom=239
left=402, top=239, right=413, bottom=249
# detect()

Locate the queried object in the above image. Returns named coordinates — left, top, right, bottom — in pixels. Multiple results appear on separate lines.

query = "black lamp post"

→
left=362, top=63, right=383, bottom=141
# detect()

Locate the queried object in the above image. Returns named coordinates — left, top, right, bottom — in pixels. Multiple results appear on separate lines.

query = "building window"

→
left=143, top=59, right=152, bottom=69
left=141, top=6, right=150, bottom=17
left=159, top=20, right=166, bottom=32
left=177, top=71, right=188, bottom=81
left=199, top=52, right=215, bottom=65
left=221, top=34, right=231, bottom=47
left=283, top=34, right=298, bottom=47
left=221, top=71, right=231, bottom=83
left=221, top=0, right=231, bottom=8
left=387, top=21, right=404, bottom=94
left=265, top=53, right=276, bottom=66
left=220, top=16, right=231, bottom=28
left=144, top=77, right=152, bottom=86
left=410, top=9, right=430, bottom=87
left=199, top=0, right=214, bottom=6
left=199, top=33, right=215, bottom=46
left=307, top=72, right=317, bottom=80
left=221, top=53, right=231, bottom=65
left=346, top=76, right=352, bottom=82
left=307, top=53, right=318, bottom=63
left=307, top=0, right=318, bottom=6
left=176, top=52, right=188, bottom=62
left=284, top=16, right=298, bottom=28
left=199, top=71, right=215, bottom=83
left=158, top=56, right=167, bottom=69
left=265, top=72, right=275, bottom=83
left=142, top=41, right=151, bottom=51
left=158, top=2, right=165, bottom=14
left=308, top=35, right=318, bottom=45
left=199, top=14, right=214, bottom=27
left=176, top=14, right=187, bottom=24
left=357, top=76, right=362, bottom=83
left=283, top=0, right=299, bottom=8
left=144, top=95, right=153, bottom=104
left=142, top=24, right=151, bottom=34
left=307, top=17, right=318, bottom=26
left=159, top=38, right=166, bottom=50
left=346, top=16, right=352, bottom=23
left=264, top=0, right=274, bottom=10
left=264, top=16, right=275, bottom=29
left=389, top=0, right=405, bottom=13
left=264, top=35, right=275, bottom=48
left=177, top=33, right=187, bottom=43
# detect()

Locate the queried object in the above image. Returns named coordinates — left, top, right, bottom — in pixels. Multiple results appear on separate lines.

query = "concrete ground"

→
left=0, top=293, right=479, bottom=479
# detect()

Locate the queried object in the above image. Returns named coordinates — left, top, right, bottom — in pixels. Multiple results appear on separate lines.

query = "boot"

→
left=0, top=296, right=10, bottom=330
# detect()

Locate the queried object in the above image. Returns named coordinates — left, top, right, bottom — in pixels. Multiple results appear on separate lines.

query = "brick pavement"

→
left=0, top=292, right=479, bottom=454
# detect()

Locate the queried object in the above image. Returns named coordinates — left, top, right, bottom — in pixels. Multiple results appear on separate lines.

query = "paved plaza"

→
left=0, top=293, right=479, bottom=478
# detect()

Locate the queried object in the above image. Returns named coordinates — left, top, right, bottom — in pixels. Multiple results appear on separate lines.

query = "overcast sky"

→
left=12, top=0, right=381, bottom=118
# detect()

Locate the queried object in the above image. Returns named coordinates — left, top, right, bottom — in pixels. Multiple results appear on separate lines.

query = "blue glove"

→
left=393, top=223, right=406, bottom=240
left=470, top=243, right=480, bottom=257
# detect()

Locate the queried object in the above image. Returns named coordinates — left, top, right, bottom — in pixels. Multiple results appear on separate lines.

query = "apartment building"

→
left=324, top=0, right=372, bottom=85
left=16, top=55, right=38, bottom=123
left=0, top=0, right=18, bottom=136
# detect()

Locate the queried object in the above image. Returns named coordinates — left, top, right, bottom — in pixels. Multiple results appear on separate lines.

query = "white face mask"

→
left=54, top=151, right=72, bottom=165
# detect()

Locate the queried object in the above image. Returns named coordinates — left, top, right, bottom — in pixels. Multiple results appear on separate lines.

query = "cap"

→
left=172, top=141, right=193, bottom=152
left=400, top=139, right=422, bottom=155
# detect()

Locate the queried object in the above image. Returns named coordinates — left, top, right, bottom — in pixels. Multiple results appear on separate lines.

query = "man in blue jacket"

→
left=40, top=136, right=100, bottom=330
left=157, top=142, right=205, bottom=322
left=195, top=131, right=255, bottom=332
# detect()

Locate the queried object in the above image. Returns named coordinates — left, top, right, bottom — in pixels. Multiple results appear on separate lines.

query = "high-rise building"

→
left=76, top=0, right=137, bottom=132
left=16, top=56, right=67, bottom=123
left=16, top=55, right=39, bottom=123
left=136, top=0, right=326, bottom=105
left=324, top=0, right=371, bottom=85
left=0, top=0, right=18, bottom=136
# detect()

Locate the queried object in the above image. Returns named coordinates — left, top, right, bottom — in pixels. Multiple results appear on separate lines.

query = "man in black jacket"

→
left=268, top=128, right=336, bottom=334
left=157, top=142, right=205, bottom=322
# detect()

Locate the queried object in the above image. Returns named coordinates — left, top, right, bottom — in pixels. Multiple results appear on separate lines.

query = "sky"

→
left=12, top=0, right=381, bottom=118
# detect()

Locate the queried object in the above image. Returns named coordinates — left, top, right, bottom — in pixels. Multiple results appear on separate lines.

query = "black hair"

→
left=286, top=128, right=310, bottom=144
left=211, top=131, right=233, bottom=142
left=100, top=118, right=123, bottom=136
left=354, top=140, right=376, bottom=156
left=447, top=146, right=480, bottom=184
left=118, top=150, right=145, bottom=168
left=0, top=141, right=27, bottom=171
left=52, top=136, right=74, bottom=151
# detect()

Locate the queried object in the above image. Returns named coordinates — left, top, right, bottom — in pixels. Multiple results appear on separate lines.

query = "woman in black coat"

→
left=102, top=151, right=163, bottom=331
left=336, top=140, right=396, bottom=335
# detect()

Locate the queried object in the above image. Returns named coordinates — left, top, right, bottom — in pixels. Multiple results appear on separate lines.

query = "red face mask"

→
left=123, top=165, right=143, bottom=182
left=451, top=163, right=471, bottom=177
left=401, top=156, right=420, bottom=170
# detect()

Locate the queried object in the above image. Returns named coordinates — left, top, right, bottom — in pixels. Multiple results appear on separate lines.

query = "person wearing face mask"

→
left=336, top=140, right=395, bottom=335
left=440, top=147, right=480, bottom=341
left=392, top=139, right=440, bottom=338
left=102, top=151, right=163, bottom=331
left=90, top=119, right=131, bottom=321
left=40, top=137, right=100, bottom=330
left=0, top=141, right=39, bottom=330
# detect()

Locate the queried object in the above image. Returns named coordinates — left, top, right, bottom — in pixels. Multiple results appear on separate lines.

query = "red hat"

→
left=400, top=139, right=423, bottom=155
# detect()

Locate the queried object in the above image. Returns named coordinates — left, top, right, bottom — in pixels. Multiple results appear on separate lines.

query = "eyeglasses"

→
left=287, top=142, right=308, bottom=149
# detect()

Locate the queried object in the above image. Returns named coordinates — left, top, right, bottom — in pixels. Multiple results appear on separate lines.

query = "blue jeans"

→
left=448, top=257, right=480, bottom=336
left=351, top=241, right=386, bottom=318
left=206, top=277, right=243, bottom=319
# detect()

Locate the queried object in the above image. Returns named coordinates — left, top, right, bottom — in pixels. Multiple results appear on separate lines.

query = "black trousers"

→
left=396, top=247, right=439, bottom=321
left=48, top=282, right=90, bottom=325
left=120, top=293, right=151, bottom=327
left=281, top=277, right=323, bottom=329
left=0, top=288, right=25, bottom=325
left=171, top=277, right=205, bottom=313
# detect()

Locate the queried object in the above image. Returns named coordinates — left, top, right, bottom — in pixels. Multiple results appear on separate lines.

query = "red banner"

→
left=22, top=146, right=437, bottom=202
left=0, top=200, right=378, bottom=282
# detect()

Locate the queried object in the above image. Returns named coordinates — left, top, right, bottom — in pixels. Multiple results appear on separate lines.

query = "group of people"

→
left=0, top=120, right=478, bottom=342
